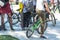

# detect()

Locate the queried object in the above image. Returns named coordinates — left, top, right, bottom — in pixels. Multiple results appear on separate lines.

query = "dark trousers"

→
left=21, top=12, right=31, bottom=28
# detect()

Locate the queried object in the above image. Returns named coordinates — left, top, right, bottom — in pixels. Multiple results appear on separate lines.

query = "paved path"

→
left=0, top=13, right=60, bottom=40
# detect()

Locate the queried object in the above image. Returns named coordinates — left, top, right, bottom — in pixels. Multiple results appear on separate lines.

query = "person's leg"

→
left=40, top=11, right=46, bottom=38
left=37, top=11, right=44, bottom=36
left=21, top=13, right=26, bottom=30
left=22, top=12, right=31, bottom=30
left=22, top=12, right=30, bottom=28
left=1, top=13, right=6, bottom=30
left=23, top=13, right=26, bottom=28
left=8, top=13, right=13, bottom=30
left=26, top=12, right=31, bottom=27
left=36, top=10, right=46, bottom=38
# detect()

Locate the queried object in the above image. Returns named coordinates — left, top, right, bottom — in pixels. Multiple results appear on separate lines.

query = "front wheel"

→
left=26, top=29, right=34, bottom=38
left=26, top=17, right=34, bottom=38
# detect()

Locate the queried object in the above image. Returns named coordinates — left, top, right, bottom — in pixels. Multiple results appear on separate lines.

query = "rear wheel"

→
left=37, top=22, right=47, bottom=34
left=12, top=13, right=19, bottom=25
left=49, top=13, right=56, bottom=26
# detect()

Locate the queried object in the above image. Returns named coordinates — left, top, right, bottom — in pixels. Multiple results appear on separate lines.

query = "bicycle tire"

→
left=12, top=13, right=19, bottom=25
left=17, top=14, right=21, bottom=22
left=26, top=17, right=34, bottom=38
left=26, top=29, right=34, bottom=38
left=53, top=6, right=57, bottom=13
left=50, top=13, right=56, bottom=26
left=37, top=21, right=47, bottom=34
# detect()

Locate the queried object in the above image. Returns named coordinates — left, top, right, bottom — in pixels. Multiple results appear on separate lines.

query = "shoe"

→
left=3, top=28, right=7, bottom=31
left=22, top=27, right=28, bottom=30
left=11, top=28, right=14, bottom=30
left=22, top=28, right=25, bottom=30
left=40, top=36, right=47, bottom=39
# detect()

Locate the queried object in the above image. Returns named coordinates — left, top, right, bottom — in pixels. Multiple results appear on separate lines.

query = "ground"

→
left=0, top=5, right=60, bottom=40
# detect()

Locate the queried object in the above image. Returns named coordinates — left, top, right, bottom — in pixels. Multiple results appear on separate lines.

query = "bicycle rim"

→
left=18, top=14, right=21, bottom=22
left=26, top=29, right=34, bottom=38
left=51, top=13, right=56, bottom=26
left=12, top=13, right=19, bottom=25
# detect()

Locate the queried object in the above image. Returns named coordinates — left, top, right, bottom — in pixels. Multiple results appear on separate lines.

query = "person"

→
left=50, top=0, right=54, bottom=6
left=18, top=0, right=25, bottom=30
left=19, top=0, right=34, bottom=30
left=0, top=0, right=14, bottom=30
left=50, top=0, right=60, bottom=13
left=36, top=0, right=50, bottom=38
left=50, top=0, right=57, bottom=10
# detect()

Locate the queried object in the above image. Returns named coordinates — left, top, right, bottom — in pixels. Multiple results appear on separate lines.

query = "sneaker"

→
left=3, top=28, right=7, bottom=31
left=11, top=28, right=14, bottom=31
left=22, top=27, right=28, bottom=30
left=40, top=36, right=47, bottom=39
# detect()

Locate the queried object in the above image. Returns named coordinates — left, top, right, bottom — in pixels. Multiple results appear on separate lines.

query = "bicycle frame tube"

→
left=30, top=19, right=41, bottom=32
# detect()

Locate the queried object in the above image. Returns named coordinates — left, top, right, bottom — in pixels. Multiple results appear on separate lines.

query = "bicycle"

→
left=0, top=12, right=21, bottom=25
left=49, top=1, right=60, bottom=13
left=12, top=12, right=21, bottom=25
left=48, top=12, right=56, bottom=26
left=26, top=12, right=47, bottom=38
left=47, top=4, right=56, bottom=26
left=9, top=2, right=21, bottom=25
left=53, top=4, right=60, bottom=13
left=49, top=6, right=56, bottom=26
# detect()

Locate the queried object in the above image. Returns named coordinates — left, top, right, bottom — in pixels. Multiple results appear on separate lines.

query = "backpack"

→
left=0, top=0, right=9, bottom=7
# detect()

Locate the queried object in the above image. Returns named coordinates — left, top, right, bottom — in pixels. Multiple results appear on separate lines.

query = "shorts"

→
left=0, top=2, right=12, bottom=14
left=36, top=10, right=46, bottom=24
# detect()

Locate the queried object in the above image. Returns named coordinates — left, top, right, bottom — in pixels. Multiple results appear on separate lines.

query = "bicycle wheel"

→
left=53, top=6, right=57, bottom=13
left=37, top=21, right=47, bottom=34
left=49, top=13, right=56, bottom=26
left=26, top=16, right=34, bottom=38
left=26, top=29, right=34, bottom=38
left=26, top=24, right=34, bottom=38
left=17, top=13, right=21, bottom=22
left=12, top=13, right=19, bottom=25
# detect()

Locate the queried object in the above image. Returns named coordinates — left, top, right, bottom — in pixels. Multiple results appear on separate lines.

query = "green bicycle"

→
left=26, top=13, right=47, bottom=38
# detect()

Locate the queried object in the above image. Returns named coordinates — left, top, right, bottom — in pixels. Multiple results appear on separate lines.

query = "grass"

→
left=0, top=35, right=19, bottom=40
